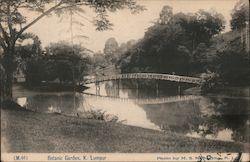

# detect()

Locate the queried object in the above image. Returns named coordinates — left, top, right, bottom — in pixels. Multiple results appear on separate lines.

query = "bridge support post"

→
left=116, top=79, right=120, bottom=97
left=178, top=83, right=181, bottom=95
left=136, top=80, right=139, bottom=98
left=95, top=82, right=100, bottom=95
left=156, top=81, right=159, bottom=97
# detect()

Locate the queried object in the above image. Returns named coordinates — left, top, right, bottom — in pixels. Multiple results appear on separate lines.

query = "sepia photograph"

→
left=0, top=0, right=249, bottom=161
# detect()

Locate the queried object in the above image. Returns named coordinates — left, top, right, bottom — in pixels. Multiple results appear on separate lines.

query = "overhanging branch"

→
left=7, top=4, right=15, bottom=41
left=16, top=0, right=64, bottom=40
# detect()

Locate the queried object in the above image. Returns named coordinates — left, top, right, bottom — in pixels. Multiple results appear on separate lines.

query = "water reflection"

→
left=82, top=96, right=160, bottom=130
left=16, top=93, right=88, bottom=116
left=17, top=97, right=27, bottom=107
left=14, top=81, right=249, bottom=142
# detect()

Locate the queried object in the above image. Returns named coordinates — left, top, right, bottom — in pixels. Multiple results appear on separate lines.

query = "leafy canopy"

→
left=230, top=0, right=249, bottom=30
left=25, top=41, right=92, bottom=84
left=0, top=0, right=145, bottom=51
left=119, top=7, right=225, bottom=75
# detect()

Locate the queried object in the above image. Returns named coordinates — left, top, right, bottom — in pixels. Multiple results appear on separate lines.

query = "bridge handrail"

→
left=83, top=73, right=202, bottom=84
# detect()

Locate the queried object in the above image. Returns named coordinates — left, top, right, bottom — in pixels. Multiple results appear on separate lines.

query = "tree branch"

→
left=55, top=1, right=87, bottom=11
left=7, top=3, right=14, bottom=40
left=0, top=36, right=7, bottom=50
left=16, top=0, right=64, bottom=40
left=0, top=22, right=10, bottom=46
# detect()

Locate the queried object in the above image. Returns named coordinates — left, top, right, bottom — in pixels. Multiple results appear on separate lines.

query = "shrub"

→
left=77, top=109, right=119, bottom=123
left=200, top=71, right=220, bottom=93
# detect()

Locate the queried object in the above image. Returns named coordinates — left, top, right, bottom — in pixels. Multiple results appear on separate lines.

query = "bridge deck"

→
left=84, top=73, right=202, bottom=84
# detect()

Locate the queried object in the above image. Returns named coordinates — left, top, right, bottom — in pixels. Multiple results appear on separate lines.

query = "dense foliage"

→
left=230, top=0, right=249, bottom=30
left=104, top=37, right=119, bottom=63
left=119, top=6, right=225, bottom=76
left=91, top=38, right=137, bottom=71
left=0, top=0, right=144, bottom=99
left=25, top=42, right=91, bottom=85
left=117, top=4, right=249, bottom=87
left=217, top=49, right=249, bottom=86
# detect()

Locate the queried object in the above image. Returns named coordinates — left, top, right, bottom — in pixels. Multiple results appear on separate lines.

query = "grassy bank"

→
left=1, top=103, right=248, bottom=153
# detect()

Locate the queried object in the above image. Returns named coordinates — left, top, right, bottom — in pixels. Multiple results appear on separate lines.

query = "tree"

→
left=0, top=0, right=144, bottom=100
left=230, top=0, right=249, bottom=30
left=92, top=52, right=108, bottom=69
left=158, top=5, right=173, bottom=25
left=25, top=42, right=91, bottom=85
left=15, top=33, right=42, bottom=68
left=179, top=10, right=225, bottom=52
left=43, top=42, right=91, bottom=84
left=217, top=49, right=249, bottom=86
left=119, top=8, right=225, bottom=75
left=103, top=37, right=119, bottom=63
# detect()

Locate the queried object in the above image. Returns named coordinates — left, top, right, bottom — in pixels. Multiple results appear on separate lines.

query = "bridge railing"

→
left=83, top=73, right=202, bottom=84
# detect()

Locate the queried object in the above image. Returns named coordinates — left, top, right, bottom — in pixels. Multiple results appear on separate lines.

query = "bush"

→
left=77, top=109, right=119, bottom=122
left=200, top=71, right=220, bottom=93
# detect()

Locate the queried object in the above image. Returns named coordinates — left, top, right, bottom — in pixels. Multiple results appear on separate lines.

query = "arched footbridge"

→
left=83, top=73, right=202, bottom=85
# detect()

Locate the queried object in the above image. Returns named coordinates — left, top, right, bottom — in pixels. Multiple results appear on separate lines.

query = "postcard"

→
left=1, top=0, right=249, bottom=161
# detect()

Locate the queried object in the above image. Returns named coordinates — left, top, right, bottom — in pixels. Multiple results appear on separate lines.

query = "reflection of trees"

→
left=120, top=79, right=162, bottom=98
left=193, top=97, right=248, bottom=142
left=121, top=79, right=193, bottom=98
left=207, top=97, right=249, bottom=142
left=26, top=93, right=81, bottom=115
left=103, top=80, right=159, bottom=98
left=143, top=97, right=248, bottom=142
left=143, top=100, right=201, bottom=134
left=104, top=81, right=119, bottom=97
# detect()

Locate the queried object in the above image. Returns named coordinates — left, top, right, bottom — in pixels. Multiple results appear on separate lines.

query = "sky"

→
left=26, top=0, right=238, bottom=53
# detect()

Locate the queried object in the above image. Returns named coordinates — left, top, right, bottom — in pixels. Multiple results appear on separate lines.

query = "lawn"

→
left=1, top=102, right=248, bottom=153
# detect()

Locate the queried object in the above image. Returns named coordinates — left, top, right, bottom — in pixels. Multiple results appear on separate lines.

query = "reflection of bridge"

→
left=83, top=93, right=201, bottom=105
left=83, top=73, right=202, bottom=85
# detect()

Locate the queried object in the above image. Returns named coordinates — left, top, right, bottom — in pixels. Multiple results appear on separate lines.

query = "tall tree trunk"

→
left=5, top=68, right=13, bottom=100
left=2, top=47, right=15, bottom=101
left=0, top=63, right=6, bottom=103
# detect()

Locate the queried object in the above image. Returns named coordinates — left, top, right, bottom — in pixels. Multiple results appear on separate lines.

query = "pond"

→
left=14, top=80, right=249, bottom=143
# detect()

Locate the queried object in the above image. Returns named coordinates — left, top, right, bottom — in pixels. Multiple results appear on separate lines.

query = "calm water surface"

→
left=14, top=81, right=249, bottom=143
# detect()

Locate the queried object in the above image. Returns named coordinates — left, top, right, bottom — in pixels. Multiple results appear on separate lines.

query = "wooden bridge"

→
left=83, top=73, right=202, bottom=85
left=83, top=93, right=201, bottom=105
